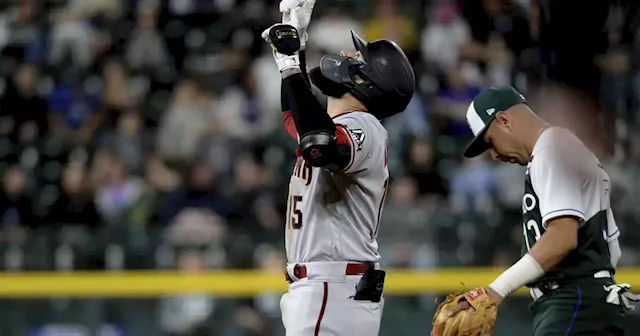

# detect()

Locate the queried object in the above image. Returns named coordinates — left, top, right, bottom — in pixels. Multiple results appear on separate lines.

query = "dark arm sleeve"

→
left=280, top=64, right=352, bottom=171
left=281, top=50, right=311, bottom=139
left=282, top=72, right=334, bottom=137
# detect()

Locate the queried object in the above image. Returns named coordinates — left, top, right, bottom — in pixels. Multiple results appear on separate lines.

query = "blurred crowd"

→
left=1, top=0, right=640, bottom=335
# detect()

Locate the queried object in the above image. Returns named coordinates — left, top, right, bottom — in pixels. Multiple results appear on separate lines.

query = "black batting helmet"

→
left=310, top=31, right=415, bottom=119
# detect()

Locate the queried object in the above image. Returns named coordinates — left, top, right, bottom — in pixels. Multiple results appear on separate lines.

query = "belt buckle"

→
left=540, top=283, right=550, bottom=293
left=540, top=281, right=558, bottom=294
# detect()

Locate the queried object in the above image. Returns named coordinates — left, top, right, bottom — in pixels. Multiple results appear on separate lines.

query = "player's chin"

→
left=506, top=157, right=526, bottom=166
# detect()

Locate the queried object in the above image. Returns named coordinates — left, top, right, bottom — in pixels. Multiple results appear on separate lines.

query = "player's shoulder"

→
left=333, top=111, right=387, bottom=137
left=535, top=127, right=581, bottom=151
left=333, top=111, right=383, bottom=127
left=532, top=127, right=594, bottom=167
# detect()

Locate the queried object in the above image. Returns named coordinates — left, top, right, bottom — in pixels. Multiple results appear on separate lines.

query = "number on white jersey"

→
left=288, top=195, right=303, bottom=230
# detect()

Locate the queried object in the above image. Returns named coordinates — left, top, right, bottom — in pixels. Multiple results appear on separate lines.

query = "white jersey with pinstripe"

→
left=523, top=127, right=620, bottom=284
left=284, top=111, right=389, bottom=264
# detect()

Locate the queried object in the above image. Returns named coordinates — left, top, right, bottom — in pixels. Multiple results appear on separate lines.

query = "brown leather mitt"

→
left=431, top=287, right=498, bottom=336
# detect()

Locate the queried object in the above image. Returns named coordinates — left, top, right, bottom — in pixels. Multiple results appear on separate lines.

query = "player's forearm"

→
left=281, top=70, right=334, bottom=138
left=488, top=253, right=544, bottom=299
left=489, top=220, right=577, bottom=298
left=281, top=50, right=309, bottom=80
left=528, top=221, right=577, bottom=271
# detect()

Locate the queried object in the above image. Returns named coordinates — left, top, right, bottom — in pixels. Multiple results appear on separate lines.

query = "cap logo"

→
left=486, top=108, right=495, bottom=115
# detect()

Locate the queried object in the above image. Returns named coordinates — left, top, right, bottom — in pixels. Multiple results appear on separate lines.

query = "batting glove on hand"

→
left=261, top=23, right=301, bottom=72
left=279, top=0, right=316, bottom=49
left=604, top=283, right=640, bottom=311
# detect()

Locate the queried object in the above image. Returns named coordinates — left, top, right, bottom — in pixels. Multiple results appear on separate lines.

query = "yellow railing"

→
left=0, top=268, right=639, bottom=298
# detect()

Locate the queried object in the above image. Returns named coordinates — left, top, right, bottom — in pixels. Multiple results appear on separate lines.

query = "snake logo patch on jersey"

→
left=347, top=128, right=365, bottom=151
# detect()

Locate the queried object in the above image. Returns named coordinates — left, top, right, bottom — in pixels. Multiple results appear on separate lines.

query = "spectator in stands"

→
left=598, top=25, right=635, bottom=125
left=379, top=177, right=434, bottom=246
left=228, top=154, right=275, bottom=222
left=404, top=138, right=448, bottom=198
left=250, top=46, right=281, bottom=122
left=384, top=93, right=430, bottom=148
left=0, top=163, right=37, bottom=228
left=363, top=0, right=419, bottom=57
left=0, top=0, right=41, bottom=63
left=388, top=241, right=417, bottom=268
left=606, top=133, right=640, bottom=213
left=48, top=6, right=96, bottom=69
left=450, top=156, right=496, bottom=214
left=217, top=71, right=278, bottom=142
left=254, top=194, right=281, bottom=231
left=94, top=152, right=144, bottom=224
left=492, top=161, right=526, bottom=211
left=98, top=110, right=145, bottom=174
left=157, top=78, right=213, bottom=166
left=126, top=154, right=181, bottom=228
left=307, top=7, right=363, bottom=55
left=46, top=161, right=101, bottom=228
left=125, top=6, right=170, bottom=71
left=458, top=0, right=529, bottom=83
left=0, top=63, right=48, bottom=144
left=159, top=161, right=231, bottom=226
left=382, top=177, right=437, bottom=271
left=166, top=208, right=227, bottom=260
left=102, top=60, right=137, bottom=128
left=48, top=74, right=103, bottom=146
left=421, top=1, right=471, bottom=74
left=433, top=62, right=482, bottom=132
left=67, top=0, right=123, bottom=20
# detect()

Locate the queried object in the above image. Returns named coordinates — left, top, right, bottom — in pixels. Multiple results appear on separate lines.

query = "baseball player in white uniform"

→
left=437, top=86, right=639, bottom=336
left=261, top=1, right=415, bottom=335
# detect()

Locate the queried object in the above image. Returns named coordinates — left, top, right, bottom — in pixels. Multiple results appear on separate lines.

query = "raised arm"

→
left=264, top=2, right=357, bottom=172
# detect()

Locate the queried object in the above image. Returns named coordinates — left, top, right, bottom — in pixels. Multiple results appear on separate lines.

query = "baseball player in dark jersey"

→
left=435, top=86, right=639, bottom=336
left=261, top=1, right=415, bottom=335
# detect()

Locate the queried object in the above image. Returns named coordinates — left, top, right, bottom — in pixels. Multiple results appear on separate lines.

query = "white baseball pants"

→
left=280, top=262, right=384, bottom=336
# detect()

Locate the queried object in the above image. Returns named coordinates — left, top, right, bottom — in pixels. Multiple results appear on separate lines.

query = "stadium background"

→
left=0, top=0, right=640, bottom=335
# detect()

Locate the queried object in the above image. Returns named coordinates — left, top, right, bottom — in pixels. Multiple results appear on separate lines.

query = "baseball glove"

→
left=431, top=287, right=498, bottom=336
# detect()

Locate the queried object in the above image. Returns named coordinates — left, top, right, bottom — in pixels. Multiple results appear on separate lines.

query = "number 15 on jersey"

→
left=287, top=195, right=303, bottom=230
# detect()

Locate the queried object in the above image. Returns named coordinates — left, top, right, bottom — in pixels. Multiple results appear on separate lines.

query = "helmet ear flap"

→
left=310, top=67, right=350, bottom=98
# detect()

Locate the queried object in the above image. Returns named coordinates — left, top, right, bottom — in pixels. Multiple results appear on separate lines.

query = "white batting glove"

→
left=279, top=0, right=316, bottom=49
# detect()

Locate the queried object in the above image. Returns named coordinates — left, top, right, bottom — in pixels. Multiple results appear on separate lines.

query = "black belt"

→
left=533, top=270, right=614, bottom=295
left=284, top=262, right=371, bottom=283
left=536, top=281, right=560, bottom=295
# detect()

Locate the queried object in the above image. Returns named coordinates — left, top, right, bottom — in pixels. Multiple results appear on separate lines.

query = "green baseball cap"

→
left=463, top=86, right=527, bottom=158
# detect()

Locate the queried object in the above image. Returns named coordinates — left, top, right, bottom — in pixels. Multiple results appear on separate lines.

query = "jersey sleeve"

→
left=530, top=144, right=586, bottom=228
left=606, top=208, right=620, bottom=242
left=333, top=113, right=384, bottom=174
